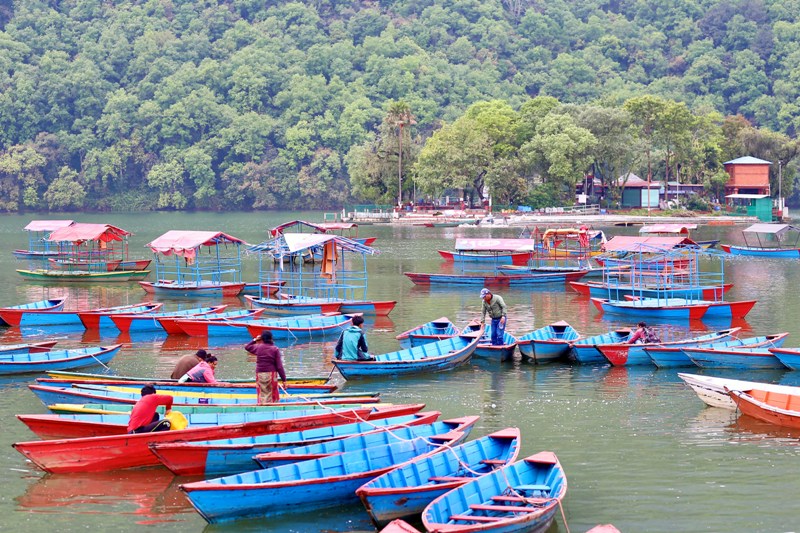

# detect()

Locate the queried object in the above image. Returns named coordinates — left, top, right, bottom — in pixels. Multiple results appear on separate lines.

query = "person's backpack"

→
left=643, top=327, right=661, bottom=344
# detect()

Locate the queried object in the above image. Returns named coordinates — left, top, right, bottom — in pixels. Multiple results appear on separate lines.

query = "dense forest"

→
left=0, top=0, right=798, bottom=212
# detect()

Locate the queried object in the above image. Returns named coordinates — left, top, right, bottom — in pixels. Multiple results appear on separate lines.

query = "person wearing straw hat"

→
left=245, top=331, right=287, bottom=405
left=480, top=287, right=507, bottom=346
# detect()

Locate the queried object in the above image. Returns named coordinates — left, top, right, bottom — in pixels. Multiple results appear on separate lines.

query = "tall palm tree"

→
left=386, top=101, right=416, bottom=208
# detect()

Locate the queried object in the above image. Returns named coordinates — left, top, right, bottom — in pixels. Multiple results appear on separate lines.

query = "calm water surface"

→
left=1, top=212, right=799, bottom=533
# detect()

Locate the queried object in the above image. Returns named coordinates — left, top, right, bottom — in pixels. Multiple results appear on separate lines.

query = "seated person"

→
left=127, top=385, right=173, bottom=434
left=170, top=349, right=209, bottom=379
left=179, top=355, right=219, bottom=383
left=628, top=322, right=661, bottom=344
left=335, top=315, right=375, bottom=361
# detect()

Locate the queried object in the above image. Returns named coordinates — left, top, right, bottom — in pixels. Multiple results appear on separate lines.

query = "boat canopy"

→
left=24, top=220, right=74, bottom=232
left=268, top=220, right=328, bottom=237
left=453, top=238, right=537, bottom=252
left=639, top=224, right=698, bottom=235
left=250, top=233, right=377, bottom=255
left=602, top=236, right=698, bottom=252
left=46, top=223, right=131, bottom=244
left=146, top=230, right=246, bottom=257
left=742, top=223, right=800, bottom=235
left=316, top=222, right=358, bottom=231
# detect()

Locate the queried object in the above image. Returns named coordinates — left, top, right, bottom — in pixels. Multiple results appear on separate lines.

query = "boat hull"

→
left=17, top=269, right=150, bottom=282
left=0, top=345, right=121, bottom=375
left=139, top=281, right=245, bottom=297
left=722, top=245, right=800, bottom=257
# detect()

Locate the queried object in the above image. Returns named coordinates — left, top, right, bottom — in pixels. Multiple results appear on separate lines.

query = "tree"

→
left=624, top=95, right=669, bottom=191
left=44, top=167, right=86, bottom=210
left=385, top=100, right=416, bottom=206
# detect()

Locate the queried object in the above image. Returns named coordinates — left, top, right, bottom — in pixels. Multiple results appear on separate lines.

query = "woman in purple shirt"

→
left=245, top=331, right=287, bottom=404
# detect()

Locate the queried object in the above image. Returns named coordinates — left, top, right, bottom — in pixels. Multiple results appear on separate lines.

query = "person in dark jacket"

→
left=245, top=331, right=287, bottom=405
left=170, top=349, right=209, bottom=379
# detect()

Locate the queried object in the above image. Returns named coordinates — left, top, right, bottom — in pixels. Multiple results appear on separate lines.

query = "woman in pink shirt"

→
left=179, top=355, right=219, bottom=383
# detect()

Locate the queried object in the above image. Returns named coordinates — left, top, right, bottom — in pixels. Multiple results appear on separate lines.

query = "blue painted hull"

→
left=0, top=346, right=120, bottom=375
left=570, top=331, right=631, bottom=364
left=770, top=349, right=800, bottom=370
left=581, top=284, right=724, bottom=300
left=645, top=347, right=696, bottom=368
left=683, top=348, right=787, bottom=370
left=725, top=246, right=800, bottom=257
left=517, top=323, right=579, bottom=364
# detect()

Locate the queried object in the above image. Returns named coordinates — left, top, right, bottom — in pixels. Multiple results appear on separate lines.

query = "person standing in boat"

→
left=179, top=355, right=219, bottom=383
left=127, top=384, right=173, bottom=433
left=246, top=331, right=287, bottom=404
left=170, top=349, right=210, bottom=379
left=480, top=287, right=507, bottom=346
left=335, top=315, right=376, bottom=361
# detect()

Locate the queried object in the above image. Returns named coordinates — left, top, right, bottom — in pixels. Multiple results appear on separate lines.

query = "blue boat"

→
left=174, top=311, right=330, bottom=338
left=769, top=347, right=800, bottom=370
left=591, top=297, right=711, bottom=320
left=34, top=378, right=336, bottom=396
left=683, top=343, right=789, bottom=370
left=254, top=416, right=479, bottom=469
left=570, top=280, right=732, bottom=300
left=595, top=327, right=740, bottom=366
left=238, top=313, right=353, bottom=340
left=422, top=451, right=567, bottom=533
left=109, top=305, right=227, bottom=333
left=0, top=345, right=121, bottom=375
left=0, top=340, right=58, bottom=356
left=517, top=321, right=579, bottom=364
left=243, top=294, right=342, bottom=316
left=396, top=317, right=459, bottom=348
left=356, top=427, right=521, bottom=527
left=180, top=432, right=468, bottom=524
left=462, top=322, right=518, bottom=362
left=0, top=302, right=151, bottom=328
left=721, top=223, right=800, bottom=257
left=332, top=332, right=482, bottom=379
left=646, top=333, right=782, bottom=368
left=0, top=298, right=66, bottom=326
left=570, top=330, right=632, bottom=364
left=148, top=411, right=443, bottom=476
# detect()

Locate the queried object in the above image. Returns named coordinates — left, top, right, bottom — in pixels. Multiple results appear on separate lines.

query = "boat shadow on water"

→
left=200, top=501, right=376, bottom=533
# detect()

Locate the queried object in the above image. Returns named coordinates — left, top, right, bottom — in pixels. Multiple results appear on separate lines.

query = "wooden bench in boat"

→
left=480, top=459, right=507, bottom=465
left=449, top=515, right=504, bottom=522
left=513, top=484, right=550, bottom=493
left=428, top=475, right=474, bottom=483
left=468, top=504, right=542, bottom=513
left=491, top=495, right=550, bottom=504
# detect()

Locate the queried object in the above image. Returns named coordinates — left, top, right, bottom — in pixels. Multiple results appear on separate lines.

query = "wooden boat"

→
left=149, top=410, right=440, bottom=476
left=13, top=406, right=377, bottom=473
left=356, top=427, right=521, bottom=527
left=678, top=372, right=800, bottom=410
left=438, top=250, right=532, bottom=265
left=0, top=340, right=58, bottom=355
left=0, top=344, right=121, bottom=376
left=17, top=269, right=151, bottom=282
left=728, top=388, right=800, bottom=429
left=639, top=223, right=718, bottom=249
left=396, top=317, right=459, bottom=348
left=0, top=302, right=160, bottom=328
left=569, top=280, right=733, bottom=300
left=45, top=401, right=350, bottom=415
left=42, top=369, right=327, bottom=385
left=254, top=416, right=479, bottom=469
left=647, top=334, right=782, bottom=368
left=422, top=451, right=567, bottom=533
left=768, top=347, right=800, bottom=370
left=380, top=520, right=422, bottom=533
left=621, top=295, right=756, bottom=320
left=404, top=270, right=587, bottom=287
left=570, top=330, right=632, bottom=364
left=13, top=219, right=74, bottom=260
left=516, top=321, right=579, bottom=364
left=159, top=308, right=263, bottom=335
left=78, top=302, right=164, bottom=329
left=179, top=431, right=468, bottom=524
left=242, top=313, right=353, bottom=340
left=170, top=309, right=280, bottom=337
left=243, top=294, right=342, bottom=316
left=336, top=300, right=397, bottom=316
left=139, top=280, right=246, bottom=297
left=462, top=321, right=518, bottom=362
left=35, top=378, right=336, bottom=395
left=682, top=333, right=789, bottom=369
left=108, top=305, right=228, bottom=333
left=595, top=327, right=741, bottom=366
left=48, top=257, right=152, bottom=272
left=591, top=297, right=711, bottom=320
left=18, top=403, right=422, bottom=440
left=0, top=298, right=66, bottom=326
left=437, top=238, right=535, bottom=266
left=332, top=331, right=482, bottom=379
left=240, top=281, right=285, bottom=297
left=720, top=223, right=800, bottom=257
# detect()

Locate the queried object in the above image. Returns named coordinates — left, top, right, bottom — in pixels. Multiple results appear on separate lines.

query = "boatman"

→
left=245, top=331, right=287, bottom=405
left=480, top=287, right=508, bottom=346
left=127, top=384, right=173, bottom=434
left=335, top=315, right=376, bottom=361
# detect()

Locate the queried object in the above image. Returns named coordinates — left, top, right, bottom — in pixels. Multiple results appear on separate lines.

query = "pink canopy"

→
left=47, top=223, right=131, bottom=243
left=24, top=220, right=75, bottom=232
left=601, top=236, right=697, bottom=252
left=639, top=224, right=697, bottom=235
left=146, top=230, right=246, bottom=258
left=269, top=220, right=328, bottom=237
left=454, top=238, right=537, bottom=252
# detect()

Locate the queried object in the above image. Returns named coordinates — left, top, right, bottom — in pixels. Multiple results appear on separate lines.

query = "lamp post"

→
left=779, top=160, right=783, bottom=219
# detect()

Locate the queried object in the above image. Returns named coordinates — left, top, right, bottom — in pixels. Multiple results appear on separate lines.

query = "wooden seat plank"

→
left=428, top=475, right=473, bottom=482
left=491, top=496, right=549, bottom=504
left=469, top=504, right=541, bottom=513
left=449, top=515, right=504, bottom=522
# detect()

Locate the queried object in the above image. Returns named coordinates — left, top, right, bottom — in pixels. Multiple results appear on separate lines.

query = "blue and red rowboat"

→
left=149, top=410, right=440, bottom=476
left=77, top=303, right=163, bottom=329
left=34, top=378, right=336, bottom=396
left=0, top=298, right=66, bottom=326
left=570, top=330, right=632, bottom=364
left=242, top=313, right=353, bottom=340
left=396, top=317, right=459, bottom=348
left=650, top=334, right=790, bottom=368
left=13, top=406, right=377, bottom=473
left=516, top=321, right=579, bottom=364
left=244, top=294, right=342, bottom=316
left=462, top=321, right=517, bottom=362
left=621, top=295, right=757, bottom=320
left=569, top=280, right=733, bottom=300
left=254, top=416, right=479, bottom=469
left=139, top=280, right=246, bottom=298
left=380, top=520, right=422, bottom=533
left=591, top=297, right=711, bottom=320
left=0, top=344, right=121, bottom=376
left=41, top=369, right=326, bottom=385
left=682, top=334, right=790, bottom=370
left=0, top=340, right=58, bottom=355
left=336, top=300, right=397, bottom=316
left=356, top=427, right=521, bottom=527
left=180, top=431, right=468, bottom=524
left=18, top=403, right=422, bottom=440
left=728, top=388, right=800, bottom=429
left=720, top=223, right=800, bottom=257
left=0, top=301, right=152, bottom=328
left=333, top=331, right=482, bottom=379
left=595, top=327, right=741, bottom=366
left=158, top=308, right=264, bottom=335
left=173, top=311, right=330, bottom=338
left=437, top=238, right=536, bottom=266
left=109, top=305, right=228, bottom=333
left=721, top=245, right=800, bottom=257
left=768, top=347, right=800, bottom=370
left=404, top=270, right=587, bottom=287
left=437, top=250, right=532, bottom=265
left=422, top=451, right=567, bottom=533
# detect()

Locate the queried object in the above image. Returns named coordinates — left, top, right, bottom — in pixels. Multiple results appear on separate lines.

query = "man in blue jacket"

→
left=335, top=315, right=376, bottom=361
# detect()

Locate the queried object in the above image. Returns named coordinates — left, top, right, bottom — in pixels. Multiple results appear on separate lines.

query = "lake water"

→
left=1, top=212, right=799, bottom=533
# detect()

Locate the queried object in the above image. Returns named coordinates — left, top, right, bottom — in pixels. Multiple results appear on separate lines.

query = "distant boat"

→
left=720, top=223, right=800, bottom=257
left=0, top=344, right=121, bottom=376
left=0, top=302, right=161, bottom=329
left=17, top=269, right=151, bottom=283
left=0, top=298, right=66, bottom=326
left=570, top=329, right=632, bottom=364
left=0, top=341, right=58, bottom=355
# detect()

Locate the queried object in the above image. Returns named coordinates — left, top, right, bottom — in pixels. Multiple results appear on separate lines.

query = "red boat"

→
left=728, top=388, right=800, bottom=429
left=77, top=303, right=163, bottom=329
left=108, top=305, right=228, bottom=333
left=13, top=406, right=380, bottom=473
left=164, top=308, right=265, bottom=336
